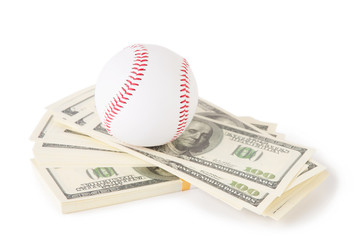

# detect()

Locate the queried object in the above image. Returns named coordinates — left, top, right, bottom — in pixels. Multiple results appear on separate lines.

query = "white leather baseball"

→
left=95, top=44, right=198, bottom=147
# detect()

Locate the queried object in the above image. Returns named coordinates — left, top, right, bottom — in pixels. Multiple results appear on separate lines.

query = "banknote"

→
left=236, top=118, right=324, bottom=191
left=196, top=98, right=275, bottom=135
left=286, top=159, right=324, bottom=190
left=122, top=138, right=326, bottom=216
left=196, top=98, right=281, bottom=138
left=32, top=159, right=186, bottom=213
left=147, top=115, right=314, bottom=193
left=30, top=112, right=150, bottom=167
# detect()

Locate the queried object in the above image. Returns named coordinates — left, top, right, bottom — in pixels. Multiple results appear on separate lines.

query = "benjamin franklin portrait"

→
left=150, top=117, right=223, bottom=157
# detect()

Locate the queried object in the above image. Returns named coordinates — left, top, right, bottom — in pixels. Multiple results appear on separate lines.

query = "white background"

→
left=1, top=0, right=359, bottom=239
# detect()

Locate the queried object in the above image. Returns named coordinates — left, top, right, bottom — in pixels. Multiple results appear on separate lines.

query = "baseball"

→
left=95, top=44, right=198, bottom=147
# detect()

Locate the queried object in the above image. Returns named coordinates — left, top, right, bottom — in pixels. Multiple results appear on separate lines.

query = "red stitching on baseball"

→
left=171, top=58, right=191, bottom=141
left=177, top=123, right=187, bottom=128
left=181, top=69, right=188, bottom=74
left=117, top=92, right=128, bottom=102
left=130, top=71, right=144, bottom=76
left=125, top=83, right=135, bottom=91
left=122, top=87, right=133, bottom=96
left=126, top=80, right=139, bottom=86
left=132, top=67, right=146, bottom=71
left=103, top=44, right=149, bottom=135
left=134, top=59, right=148, bottom=62
left=133, top=63, right=148, bottom=67
left=129, top=76, right=142, bottom=81
left=104, top=112, right=113, bottom=120
left=180, top=88, right=190, bottom=93
left=111, top=101, right=120, bottom=111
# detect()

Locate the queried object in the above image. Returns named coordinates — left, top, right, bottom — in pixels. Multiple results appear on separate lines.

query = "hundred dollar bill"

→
left=236, top=117, right=328, bottom=218
left=202, top=111, right=323, bottom=187
left=123, top=115, right=314, bottom=194
left=121, top=140, right=326, bottom=216
left=45, top=86, right=98, bottom=135
left=285, top=159, right=325, bottom=191
left=196, top=98, right=270, bottom=134
left=30, top=112, right=150, bottom=167
left=32, top=159, right=188, bottom=213
left=196, top=98, right=281, bottom=138
left=235, top=116, right=324, bottom=191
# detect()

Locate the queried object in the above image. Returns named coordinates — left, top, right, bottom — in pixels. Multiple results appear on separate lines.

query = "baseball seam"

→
left=171, top=58, right=191, bottom=141
left=103, top=44, right=149, bottom=135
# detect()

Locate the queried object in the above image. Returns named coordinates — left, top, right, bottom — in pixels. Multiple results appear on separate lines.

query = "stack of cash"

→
left=30, top=113, right=191, bottom=214
left=30, top=86, right=328, bottom=220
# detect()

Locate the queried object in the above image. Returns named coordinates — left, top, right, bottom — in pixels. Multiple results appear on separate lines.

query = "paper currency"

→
left=32, top=159, right=186, bottom=213
left=30, top=106, right=192, bottom=212
left=31, top=112, right=150, bottom=167
left=36, top=86, right=328, bottom=219
left=196, top=98, right=281, bottom=138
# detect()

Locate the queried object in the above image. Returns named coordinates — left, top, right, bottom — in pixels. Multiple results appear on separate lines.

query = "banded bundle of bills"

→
left=30, top=86, right=328, bottom=220
left=30, top=111, right=191, bottom=213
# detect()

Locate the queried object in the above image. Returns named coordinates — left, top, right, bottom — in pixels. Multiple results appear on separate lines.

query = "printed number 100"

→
left=244, top=167, right=275, bottom=180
